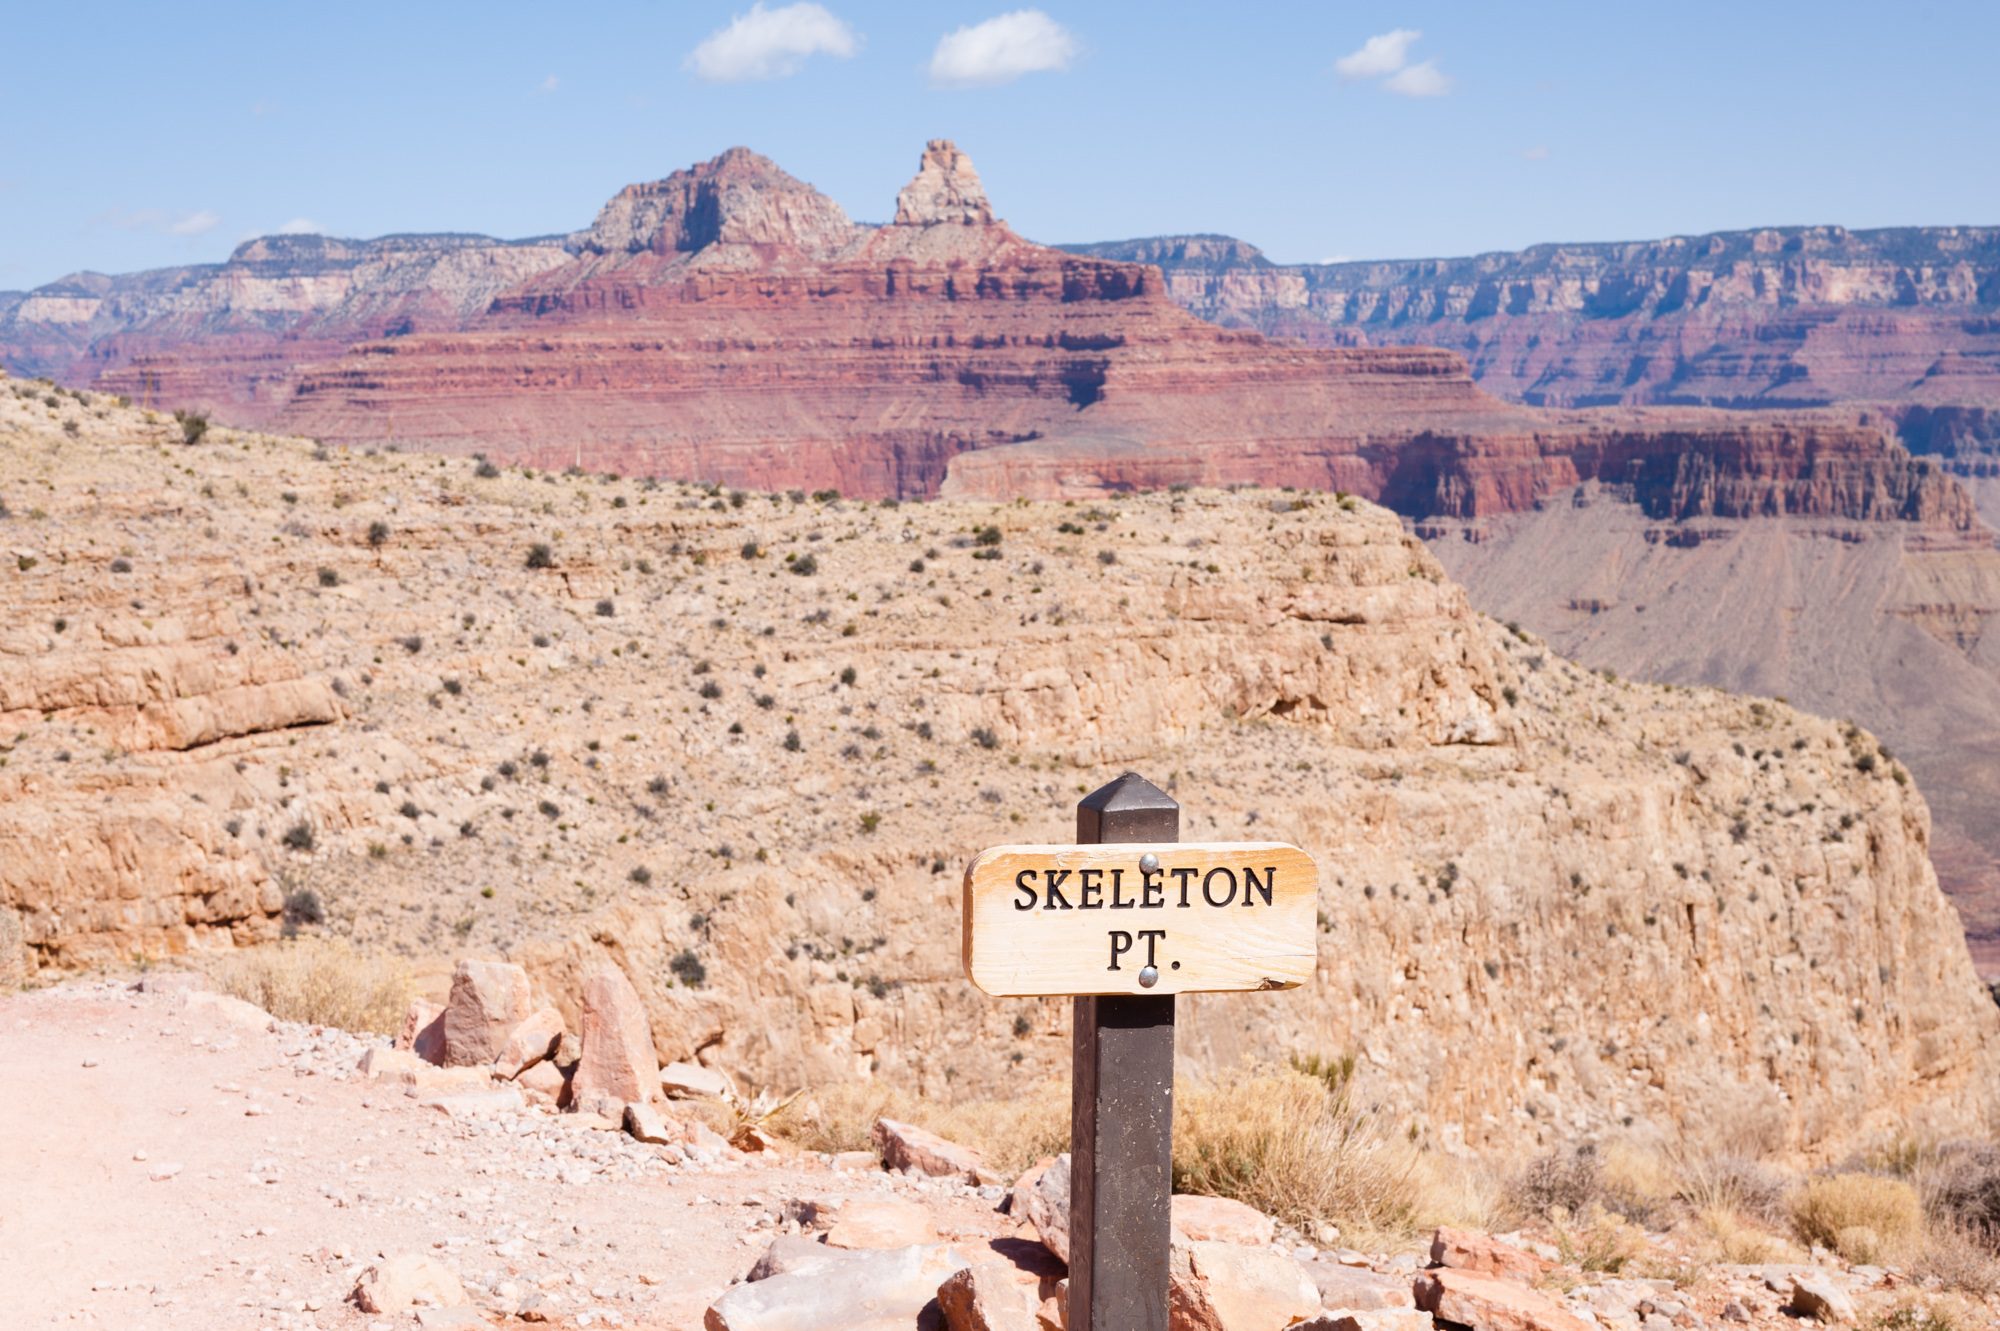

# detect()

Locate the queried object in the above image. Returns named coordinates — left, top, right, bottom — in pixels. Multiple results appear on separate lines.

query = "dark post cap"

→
left=1077, top=772, right=1178, bottom=844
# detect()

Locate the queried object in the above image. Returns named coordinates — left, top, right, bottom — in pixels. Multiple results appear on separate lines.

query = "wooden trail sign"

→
left=962, top=772, right=1317, bottom=1331
left=962, top=841, right=1317, bottom=996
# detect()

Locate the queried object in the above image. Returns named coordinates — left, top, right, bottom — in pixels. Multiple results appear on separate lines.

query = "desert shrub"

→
left=1921, top=1141, right=2000, bottom=1242
left=173, top=409, right=208, bottom=445
left=316, top=567, right=340, bottom=587
left=741, top=541, right=760, bottom=560
left=669, top=949, right=707, bottom=987
left=595, top=599, right=615, bottom=617
left=628, top=866, right=653, bottom=886
left=974, top=525, right=1002, bottom=546
left=970, top=726, right=999, bottom=750
left=839, top=666, right=857, bottom=687
left=790, top=553, right=818, bottom=576
left=783, top=729, right=801, bottom=752
left=1794, top=1172, right=1923, bottom=1260
left=1510, top=1144, right=1603, bottom=1221
left=109, top=557, right=132, bottom=573
left=1916, top=1224, right=2000, bottom=1297
left=475, top=459, right=501, bottom=479
left=280, top=821, right=315, bottom=852
left=1097, top=549, right=1117, bottom=566
left=699, top=679, right=722, bottom=699
left=280, top=887, right=324, bottom=936
left=526, top=542, right=555, bottom=569
left=1173, top=1062, right=1428, bottom=1238
left=366, top=520, right=390, bottom=547
left=206, top=939, right=410, bottom=1034
left=1548, top=1202, right=1646, bottom=1272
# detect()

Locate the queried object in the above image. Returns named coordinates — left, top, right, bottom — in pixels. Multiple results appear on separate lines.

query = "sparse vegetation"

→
left=205, top=939, right=410, bottom=1034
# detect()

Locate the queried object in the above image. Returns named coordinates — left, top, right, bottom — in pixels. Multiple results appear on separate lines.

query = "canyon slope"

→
left=1067, top=227, right=2000, bottom=497
left=3, top=380, right=1995, bottom=1157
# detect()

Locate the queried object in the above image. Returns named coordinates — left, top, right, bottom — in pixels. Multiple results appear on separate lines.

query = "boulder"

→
left=517, top=1059, right=566, bottom=1106
left=1788, top=1275, right=1857, bottom=1324
left=704, top=1243, right=972, bottom=1331
left=495, top=1007, right=564, bottom=1078
left=938, top=1261, right=1044, bottom=1331
left=748, top=1234, right=849, bottom=1282
left=571, top=963, right=658, bottom=1112
left=419, top=1085, right=524, bottom=1118
left=1016, top=1155, right=1071, bottom=1262
left=1296, top=1312, right=1434, bottom=1331
left=357, top=1045, right=426, bottom=1084
left=1302, top=1260, right=1414, bottom=1311
left=1413, top=1269, right=1594, bottom=1331
left=825, top=1196, right=939, bottom=1250
left=353, top=1253, right=468, bottom=1314
left=875, top=1116, right=997, bottom=1184
left=1170, top=1195, right=1277, bottom=1246
left=440, top=959, right=533, bottom=1067
left=661, top=1059, right=734, bottom=1099
left=396, top=1000, right=446, bottom=1064
left=1167, top=1240, right=1320, bottom=1331
left=625, top=1101, right=680, bottom=1145
left=1430, top=1227, right=1552, bottom=1284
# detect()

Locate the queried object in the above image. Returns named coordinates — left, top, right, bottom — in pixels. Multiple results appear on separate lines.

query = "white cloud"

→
left=1521, top=145, right=1550, bottom=161
left=170, top=210, right=222, bottom=236
left=1383, top=59, right=1451, bottom=97
left=275, top=218, right=323, bottom=235
left=686, top=3, right=858, bottom=82
left=537, top=74, right=560, bottom=93
left=929, top=9, right=1076, bottom=88
left=1335, top=28, right=1420, bottom=80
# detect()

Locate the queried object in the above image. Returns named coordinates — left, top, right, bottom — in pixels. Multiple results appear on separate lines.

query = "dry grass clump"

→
left=772, top=1079, right=1067, bottom=1176
left=205, top=939, right=411, bottom=1034
left=1172, top=1062, right=1454, bottom=1241
left=1548, top=1202, right=1647, bottom=1273
left=1792, top=1172, right=1923, bottom=1263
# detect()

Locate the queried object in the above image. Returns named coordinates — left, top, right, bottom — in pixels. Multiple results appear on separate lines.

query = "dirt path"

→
left=0, top=979, right=1008, bottom=1330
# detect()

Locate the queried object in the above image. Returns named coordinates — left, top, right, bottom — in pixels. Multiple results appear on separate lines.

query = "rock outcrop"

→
left=3, top=381, right=1994, bottom=1156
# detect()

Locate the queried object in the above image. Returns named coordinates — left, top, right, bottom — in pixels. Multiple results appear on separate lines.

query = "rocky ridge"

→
left=2, top=381, right=1994, bottom=1160
left=1065, top=227, right=2000, bottom=464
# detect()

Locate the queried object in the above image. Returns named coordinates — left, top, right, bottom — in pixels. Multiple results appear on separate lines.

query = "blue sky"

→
left=5, top=1, right=1996, bottom=290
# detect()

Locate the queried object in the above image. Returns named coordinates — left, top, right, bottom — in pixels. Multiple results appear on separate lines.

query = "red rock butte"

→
left=0, top=140, right=1975, bottom=523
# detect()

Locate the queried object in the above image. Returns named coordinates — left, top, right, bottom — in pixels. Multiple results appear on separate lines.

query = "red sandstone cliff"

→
left=0, top=142, right=1977, bottom=528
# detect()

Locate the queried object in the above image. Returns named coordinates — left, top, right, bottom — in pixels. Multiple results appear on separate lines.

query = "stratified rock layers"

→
left=1, top=145, right=1971, bottom=527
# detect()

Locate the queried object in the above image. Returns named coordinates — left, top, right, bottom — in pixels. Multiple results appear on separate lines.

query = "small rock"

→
left=494, top=1007, right=565, bottom=1079
left=747, top=1234, right=847, bottom=1282
left=147, top=1163, right=184, bottom=1182
left=1014, top=1156, right=1070, bottom=1263
left=937, top=1261, right=1043, bottom=1331
left=1430, top=1227, right=1553, bottom=1284
left=1302, top=1260, right=1415, bottom=1311
left=441, top=959, right=534, bottom=1067
left=414, top=1309, right=491, bottom=1329
left=1721, top=1301, right=1752, bottom=1323
left=704, top=1243, right=972, bottom=1331
left=1168, top=1239, right=1321, bottom=1331
left=623, top=1101, right=679, bottom=1146
left=873, top=1116, right=997, bottom=1184
left=1170, top=1195, right=1277, bottom=1246
left=661, top=1060, right=734, bottom=1100
left=824, top=1197, right=939, bottom=1250
left=353, top=1253, right=468, bottom=1314
left=1788, top=1275, right=1857, bottom=1324
left=397, top=1000, right=447, bottom=1064
left=1414, top=1269, right=1592, bottom=1331
left=1294, top=1311, right=1435, bottom=1331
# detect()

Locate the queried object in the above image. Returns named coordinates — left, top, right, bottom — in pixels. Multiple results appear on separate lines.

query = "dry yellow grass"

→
left=772, top=1079, right=1068, bottom=1177
left=1171, top=1063, right=1469, bottom=1241
left=1793, top=1172, right=1923, bottom=1262
left=1696, top=1205, right=1796, bottom=1264
left=204, top=939, right=411, bottom=1034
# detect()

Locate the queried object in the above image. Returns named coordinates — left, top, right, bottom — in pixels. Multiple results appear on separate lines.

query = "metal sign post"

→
left=962, top=771, right=1317, bottom=1330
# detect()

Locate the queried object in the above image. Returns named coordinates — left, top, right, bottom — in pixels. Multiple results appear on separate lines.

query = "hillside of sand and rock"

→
left=3, top=374, right=1996, bottom=1171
